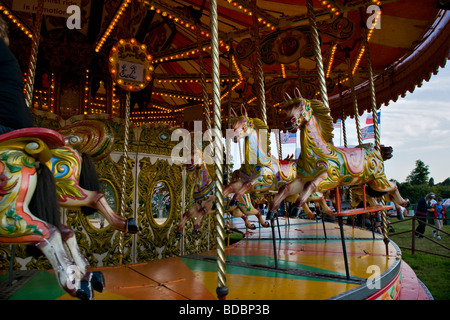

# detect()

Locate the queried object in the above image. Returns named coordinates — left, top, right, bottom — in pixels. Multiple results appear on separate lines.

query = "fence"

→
left=389, top=216, right=450, bottom=258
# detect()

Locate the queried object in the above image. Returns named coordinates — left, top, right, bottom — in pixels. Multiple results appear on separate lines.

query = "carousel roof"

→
left=3, top=0, right=450, bottom=129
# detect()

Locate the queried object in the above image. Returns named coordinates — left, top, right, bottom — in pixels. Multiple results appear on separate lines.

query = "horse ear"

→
left=294, top=87, right=303, bottom=99
left=284, top=92, right=292, bottom=102
left=240, top=104, right=248, bottom=117
left=230, top=107, right=238, bottom=118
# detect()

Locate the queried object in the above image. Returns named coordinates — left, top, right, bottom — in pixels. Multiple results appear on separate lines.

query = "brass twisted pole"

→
left=347, top=60, right=363, bottom=146
left=252, top=0, right=267, bottom=125
left=197, top=23, right=213, bottom=248
left=225, top=45, right=234, bottom=244
left=197, top=27, right=211, bottom=133
left=24, top=0, right=44, bottom=109
left=306, top=0, right=328, bottom=109
left=338, top=81, right=353, bottom=207
left=209, top=0, right=228, bottom=300
left=363, top=28, right=389, bottom=252
left=363, top=29, right=380, bottom=151
left=226, top=45, right=233, bottom=185
left=338, top=82, right=348, bottom=148
left=118, top=92, right=131, bottom=265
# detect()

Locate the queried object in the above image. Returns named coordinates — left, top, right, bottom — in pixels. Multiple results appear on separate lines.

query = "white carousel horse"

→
left=0, top=128, right=104, bottom=299
left=267, top=89, right=409, bottom=218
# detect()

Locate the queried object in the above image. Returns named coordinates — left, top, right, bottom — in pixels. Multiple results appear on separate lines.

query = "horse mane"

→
left=247, top=117, right=272, bottom=156
left=309, top=99, right=334, bottom=143
left=281, top=97, right=334, bottom=143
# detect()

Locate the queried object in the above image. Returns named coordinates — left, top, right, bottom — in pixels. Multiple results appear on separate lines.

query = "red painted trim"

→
left=365, top=268, right=401, bottom=300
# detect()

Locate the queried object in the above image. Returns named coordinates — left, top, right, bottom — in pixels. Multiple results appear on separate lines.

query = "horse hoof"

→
left=90, top=271, right=105, bottom=293
left=229, top=199, right=237, bottom=207
left=176, top=232, right=183, bottom=238
left=248, top=224, right=256, bottom=230
left=76, top=281, right=93, bottom=300
left=404, top=199, right=410, bottom=208
left=192, top=229, right=200, bottom=236
left=127, top=218, right=139, bottom=234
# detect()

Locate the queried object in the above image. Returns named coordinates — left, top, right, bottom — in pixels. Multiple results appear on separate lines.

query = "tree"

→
left=429, top=177, right=435, bottom=187
left=406, top=160, right=430, bottom=185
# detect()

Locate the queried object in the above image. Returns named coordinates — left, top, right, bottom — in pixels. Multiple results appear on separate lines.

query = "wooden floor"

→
left=0, top=216, right=433, bottom=300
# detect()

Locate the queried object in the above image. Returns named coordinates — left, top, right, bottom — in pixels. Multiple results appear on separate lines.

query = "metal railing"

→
left=389, top=216, right=450, bottom=258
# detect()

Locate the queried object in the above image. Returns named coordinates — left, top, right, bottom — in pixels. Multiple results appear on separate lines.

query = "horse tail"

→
left=79, top=153, right=100, bottom=192
left=78, top=153, right=100, bottom=216
left=380, top=145, right=393, bottom=161
left=28, top=163, right=61, bottom=230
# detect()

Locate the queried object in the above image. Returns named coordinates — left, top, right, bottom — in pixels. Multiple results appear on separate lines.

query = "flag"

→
left=366, top=111, right=380, bottom=124
left=361, top=125, right=375, bottom=140
left=333, top=119, right=341, bottom=128
left=280, top=132, right=296, bottom=144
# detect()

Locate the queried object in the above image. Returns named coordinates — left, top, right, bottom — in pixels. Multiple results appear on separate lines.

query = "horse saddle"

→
left=0, top=128, right=65, bottom=163
left=339, top=147, right=365, bottom=174
left=278, top=159, right=295, bottom=179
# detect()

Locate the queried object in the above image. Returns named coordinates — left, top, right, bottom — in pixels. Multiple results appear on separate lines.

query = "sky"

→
left=331, top=65, right=450, bottom=184
left=229, top=65, right=450, bottom=184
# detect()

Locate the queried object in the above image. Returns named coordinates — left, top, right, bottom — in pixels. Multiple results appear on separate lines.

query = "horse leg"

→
left=93, top=192, right=138, bottom=233
left=232, top=208, right=256, bottom=230
left=60, top=225, right=105, bottom=293
left=192, top=206, right=211, bottom=236
left=227, top=180, right=252, bottom=207
left=301, top=203, right=316, bottom=219
left=244, top=202, right=269, bottom=228
left=367, top=180, right=409, bottom=208
left=291, top=176, right=327, bottom=219
left=316, top=197, right=334, bottom=216
left=224, top=180, right=243, bottom=199
left=60, top=225, right=89, bottom=274
left=268, top=178, right=306, bottom=220
left=61, top=190, right=138, bottom=234
left=35, top=225, right=93, bottom=300
left=254, top=211, right=269, bottom=227
left=176, top=205, right=199, bottom=238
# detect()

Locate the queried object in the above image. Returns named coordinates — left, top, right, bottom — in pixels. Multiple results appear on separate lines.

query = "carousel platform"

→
left=0, top=217, right=432, bottom=301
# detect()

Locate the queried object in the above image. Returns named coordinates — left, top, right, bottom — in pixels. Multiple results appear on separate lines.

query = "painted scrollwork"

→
left=136, top=158, right=182, bottom=261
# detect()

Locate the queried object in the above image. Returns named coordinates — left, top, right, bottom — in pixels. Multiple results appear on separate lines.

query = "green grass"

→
left=388, top=217, right=450, bottom=300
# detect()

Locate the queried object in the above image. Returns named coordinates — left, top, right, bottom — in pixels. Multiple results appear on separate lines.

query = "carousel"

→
left=0, top=0, right=449, bottom=300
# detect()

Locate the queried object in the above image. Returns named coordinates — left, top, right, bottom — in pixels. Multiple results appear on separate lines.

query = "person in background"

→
left=0, top=16, right=34, bottom=134
left=432, top=197, right=446, bottom=239
left=415, top=193, right=435, bottom=238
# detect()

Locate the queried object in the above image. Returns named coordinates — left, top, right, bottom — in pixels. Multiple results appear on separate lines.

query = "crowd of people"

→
left=415, top=193, right=447, bottom=239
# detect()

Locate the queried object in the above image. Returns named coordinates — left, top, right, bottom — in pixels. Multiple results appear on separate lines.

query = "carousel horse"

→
left=0, top=128, right=104, bottom=299
left=176, top=149, right=269, bottom=238
left=52, top=120, right=137, bottom=234
left=268, top=89, right=409, bottom=218
left=224, top=105, right=331, bottom=220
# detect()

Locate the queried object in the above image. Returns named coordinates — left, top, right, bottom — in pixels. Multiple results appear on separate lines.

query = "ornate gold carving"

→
left=136, top=158, right=181, bottom=261
left=2, top=110, right=216, bottom=270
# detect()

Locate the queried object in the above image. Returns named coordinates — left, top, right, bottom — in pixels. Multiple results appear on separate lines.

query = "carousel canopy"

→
left=2, top=0, right=449, bottom=129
